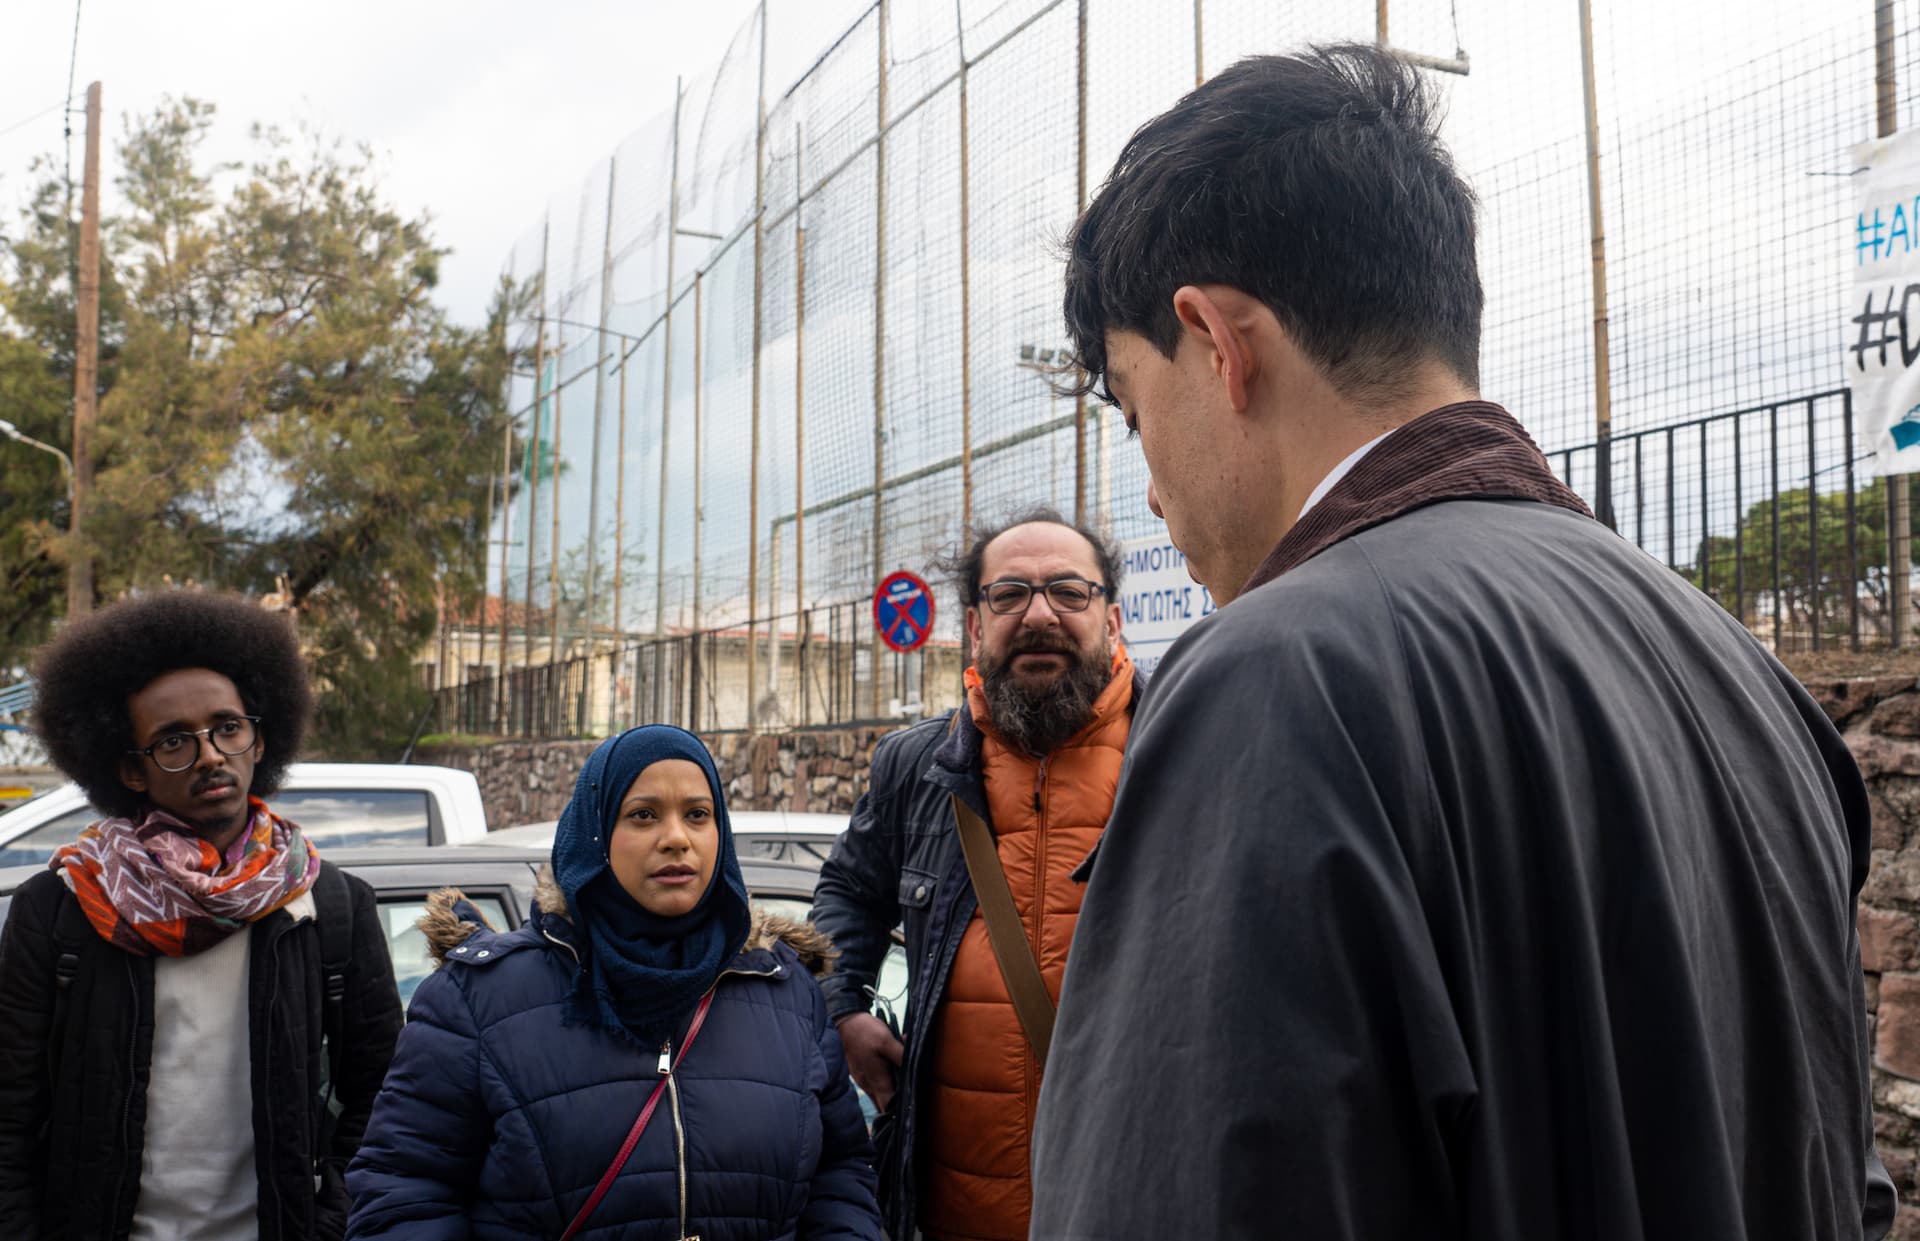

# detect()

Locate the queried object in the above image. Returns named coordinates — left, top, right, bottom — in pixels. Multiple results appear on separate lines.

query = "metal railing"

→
left=1550, top=389, right=1883, bottom=653
left=429, top=600, right=965, bottom=740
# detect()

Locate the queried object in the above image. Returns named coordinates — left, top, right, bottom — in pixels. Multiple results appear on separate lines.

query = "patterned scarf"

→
left=50, top=797, right=320, bottom=957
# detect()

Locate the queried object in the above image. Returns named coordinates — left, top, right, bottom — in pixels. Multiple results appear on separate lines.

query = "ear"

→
left=1104, top=592, right=1124, bottom=644
left=964, top=604, right=983, bottom=651
left=120, top=754, right=148, bottom=796
left=1171, top=285, right=1256, bottom=413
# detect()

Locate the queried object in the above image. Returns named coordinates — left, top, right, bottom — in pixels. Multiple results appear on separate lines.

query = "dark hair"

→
left=1062, top=43, right=1482, bottom=403
left=31, top=591, right=313, bottom=818
left=936, top=506, right=1124, bottom=615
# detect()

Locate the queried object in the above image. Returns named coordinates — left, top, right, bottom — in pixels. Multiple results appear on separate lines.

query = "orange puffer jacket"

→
left=918, top=644, right=1135, bottom=1241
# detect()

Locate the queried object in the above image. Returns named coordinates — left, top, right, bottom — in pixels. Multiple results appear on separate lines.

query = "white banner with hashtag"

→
left=1851, top=131, right=1920, bottom=477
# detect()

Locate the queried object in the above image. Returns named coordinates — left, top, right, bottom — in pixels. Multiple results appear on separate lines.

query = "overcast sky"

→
left=0, top=0, right=771, bottom=326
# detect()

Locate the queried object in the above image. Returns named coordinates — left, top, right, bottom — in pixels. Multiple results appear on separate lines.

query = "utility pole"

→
left=1880, top=0, right=1909, bottom=647
left=67, top=81, right=101, bottom=618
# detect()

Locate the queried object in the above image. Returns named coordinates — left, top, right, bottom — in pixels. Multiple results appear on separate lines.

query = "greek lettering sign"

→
left=1117, top=534, right=1215, bottom=679
left=1849, top=130, right=1920, bottom=477
left=873, top=570, right=935, bottom=653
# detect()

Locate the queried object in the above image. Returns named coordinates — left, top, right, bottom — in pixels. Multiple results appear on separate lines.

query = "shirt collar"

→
left=1295, top=431, right=1392, bottom=525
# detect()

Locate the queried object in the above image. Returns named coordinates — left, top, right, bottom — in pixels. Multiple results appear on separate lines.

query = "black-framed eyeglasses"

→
left=977, top=577, right=1109, bottom=615
left=127, top=716, right=261, bottom=773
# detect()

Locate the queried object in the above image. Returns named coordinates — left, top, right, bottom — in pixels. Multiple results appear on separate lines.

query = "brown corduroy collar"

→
left=1239, top=400, right=1592, bottom=596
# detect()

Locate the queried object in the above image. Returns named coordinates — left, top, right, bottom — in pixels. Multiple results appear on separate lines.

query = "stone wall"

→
left=418, top=723, right=908, bottom=831
left=1808, top=674, right=1920, bottom=1233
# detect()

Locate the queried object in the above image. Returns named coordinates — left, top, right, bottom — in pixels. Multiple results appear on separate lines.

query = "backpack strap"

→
left=311, top=860, right=354, bottom=1118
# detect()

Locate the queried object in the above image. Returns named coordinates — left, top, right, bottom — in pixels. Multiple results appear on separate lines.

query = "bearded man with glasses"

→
left=813, top=507, right=1136, bottom=1241
left=0, top=590, right=401, bottom=1240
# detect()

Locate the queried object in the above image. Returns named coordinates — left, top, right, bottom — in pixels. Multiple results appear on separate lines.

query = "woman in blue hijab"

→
left=347, top=726, right=883, bottom=1240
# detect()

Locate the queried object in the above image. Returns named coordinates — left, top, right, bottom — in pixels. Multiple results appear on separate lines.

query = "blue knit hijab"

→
left=551, top=725, right=751, bottom=1048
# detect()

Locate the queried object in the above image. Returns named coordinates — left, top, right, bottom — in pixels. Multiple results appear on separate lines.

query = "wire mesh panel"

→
left=467, top=0, right=1920, bottom=738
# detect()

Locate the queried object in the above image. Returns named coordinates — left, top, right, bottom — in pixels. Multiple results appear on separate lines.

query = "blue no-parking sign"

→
left=873, top=570, right=935, bottom=653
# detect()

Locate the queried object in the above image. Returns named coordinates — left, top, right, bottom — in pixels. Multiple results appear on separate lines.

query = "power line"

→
left=0, top=98, right=70, bottom=142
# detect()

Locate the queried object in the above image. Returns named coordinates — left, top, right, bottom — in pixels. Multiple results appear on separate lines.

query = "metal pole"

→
left=1771, top=408, right=1781, bottom=648
left=493, top=413, right=514, bottom=728
left=547, top=321, right=566, bottom=678
left=1879, top=0, right=1909, bottom=647
left=1847, top=392, right=1862, bottom=650
left=476, top=462, right=493, bottom=724
left=768, top=521, right=783, bottom=710
left=1377, top=0, right=1387, bottom=42
left=613, top=348, right=629, bottom=716
left=748, top=0, right=769, bottom=732
left=1699, top=422, right=1709, bottom=595
left=1195, top=0, right=1205, bottom=85
left=523, top=220, right=550, bottom=685
left=657, top=79, right=684, bottom=719
left=1810, top=397, right=1823, bottom=651
left=795, top=122, right=809, bottom=727
left=1734, top=417, right=1745, bottom=622
left=1073, top=0, right=1089, bottom=527
left=871, top=0, right=890, bottom=718
left=692, top=270, right=705, bottom=691
left=958, top=8, right=974, bottom=537
left=1578, top=0, right=1615, bottom=530
left=585, top=157, right=618, bottom=666
left=66, top=81, right=101, bottom=618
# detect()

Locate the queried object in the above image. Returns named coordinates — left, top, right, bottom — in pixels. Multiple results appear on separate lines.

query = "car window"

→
left=274, top=789, right=432, bottom=849
left=378, top=892, right=512, bottom=1008
left=0, top=807, right=98, bottom=869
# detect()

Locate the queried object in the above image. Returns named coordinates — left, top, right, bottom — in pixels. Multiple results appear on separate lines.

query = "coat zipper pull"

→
left=658, top=1042, right=672, bottom=1075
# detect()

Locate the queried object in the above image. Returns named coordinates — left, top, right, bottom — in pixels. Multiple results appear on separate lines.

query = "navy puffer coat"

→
left=345, top=870, right=881, bottom=1240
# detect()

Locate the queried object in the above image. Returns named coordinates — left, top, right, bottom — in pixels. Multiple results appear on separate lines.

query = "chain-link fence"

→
left=434, top=0, right=1920, bottom=739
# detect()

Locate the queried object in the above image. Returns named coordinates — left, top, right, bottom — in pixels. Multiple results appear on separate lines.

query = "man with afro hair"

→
left=0, top=590, right=402, bottom=1240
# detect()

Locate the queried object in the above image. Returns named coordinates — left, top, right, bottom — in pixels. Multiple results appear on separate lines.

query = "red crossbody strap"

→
left=559, top=990, right=717, bottom=1240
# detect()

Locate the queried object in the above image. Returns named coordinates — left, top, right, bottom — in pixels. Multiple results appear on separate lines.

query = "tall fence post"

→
left=585, top=158, right=618, bottom=679
left=692, top=270, right=705, bottom=713
left=795, top=122, right=809, bottom=726
left=1194, top=0, right=1205, bottom=85
left=656, top=78, right=684, bottom=721
left=747, top=0, right=769, bottom=733
left=1073, top=0, right=1089, bottom=527
left=524, top=220, right=550, bottom=689
left=493, top=405, right=514, bottom=730
left=546, top=309, right=567, bottom=733
left=1578, top=0, right=1615, bottom=530
left=870, top=0, right=891, bottom=719
left=958, top=4, right=974, bottom=539
left=613, top=346, right=629, bottom=724
left=1878, top=0, right=1909, bottom=647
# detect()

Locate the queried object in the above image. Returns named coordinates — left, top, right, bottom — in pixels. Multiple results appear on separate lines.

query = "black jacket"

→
left=1029, top=499, right=1895, bottom=1240
left=812, top=707, right=984, bottom=1240
left=811, top=679, right=1140, bottom=1239
left=0, top=860, right=403, bottom=1240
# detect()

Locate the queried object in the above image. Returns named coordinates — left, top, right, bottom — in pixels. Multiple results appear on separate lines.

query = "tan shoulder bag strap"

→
left=950, top=791, right=1056, bottom=1065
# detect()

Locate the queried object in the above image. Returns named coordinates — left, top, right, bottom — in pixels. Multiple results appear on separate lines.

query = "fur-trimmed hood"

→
left=418, top=864, right=839, bottom=977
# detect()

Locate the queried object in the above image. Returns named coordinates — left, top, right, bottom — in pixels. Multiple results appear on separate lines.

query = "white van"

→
left=0, top=762, right=490, bottom=869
